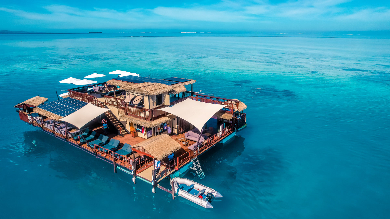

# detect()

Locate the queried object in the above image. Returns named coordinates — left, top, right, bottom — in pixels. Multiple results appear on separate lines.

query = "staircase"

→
left=105, top=110, right=129, bottom=136
left=190, top=157, right=205, bottom=179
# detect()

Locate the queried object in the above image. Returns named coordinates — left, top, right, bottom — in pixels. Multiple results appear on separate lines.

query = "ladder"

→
left=190, top=157, right=205, bottom=179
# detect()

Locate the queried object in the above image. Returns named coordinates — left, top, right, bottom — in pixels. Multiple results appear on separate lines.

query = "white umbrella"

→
left=59, top=77, right=80, bottom=84
left=85, top=73, right=105, bottom=78
left=72, top=79, right=97, bottom=85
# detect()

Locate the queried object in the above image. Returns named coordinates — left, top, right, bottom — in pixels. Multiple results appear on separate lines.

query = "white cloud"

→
left=153, top=7, right=250, bottom=22
left=336, top=7, right=390, bottom=21
left=0, top=0, right=390, bottom=30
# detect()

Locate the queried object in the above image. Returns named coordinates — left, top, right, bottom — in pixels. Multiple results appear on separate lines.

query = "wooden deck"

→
left=138, top=165, right=167, bottom=181
left=113, top=134, right=145, bottom=146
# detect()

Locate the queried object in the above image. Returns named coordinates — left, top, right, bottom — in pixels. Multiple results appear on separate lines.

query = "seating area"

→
left=72, top=128, right=122, bottom=151
left=185, top=129, right=209, bottom=151
left=116, top=143, right=132, bottom=156
left=100, top=139, right=120, bottom=151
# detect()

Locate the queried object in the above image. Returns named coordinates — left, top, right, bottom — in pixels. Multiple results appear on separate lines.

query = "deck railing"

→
left=189, top=93, right=240, bottom=114
left=175, top=126, right=234, bottom=170
left=68, top=90, right=167, bottom=121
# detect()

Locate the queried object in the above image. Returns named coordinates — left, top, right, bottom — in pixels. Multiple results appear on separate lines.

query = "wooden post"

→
left=152, top=158, right=156, bottom=193
left=113, top=157, right=117, bottom=173
left=170, top=180, right=175, bottom=200
left=132, top=153, right=136, bottom=184
left=152, top=169, right=156, bottom=193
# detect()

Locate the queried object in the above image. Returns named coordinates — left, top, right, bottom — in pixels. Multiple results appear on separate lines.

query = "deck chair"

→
left=116, top=143, right=132, bottom=156
left=73, top=128, right=90, bottom=140
left=81, top=131, right=96, bottom=143
left=103, top=139, right=120, bottom=150
left=89, top=134, right=108, bottom=147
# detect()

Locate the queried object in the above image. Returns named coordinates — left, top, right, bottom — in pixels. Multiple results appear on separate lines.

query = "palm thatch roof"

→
left=15, top=96, right=48, bottom=108
left=227, top=99, right=247, bottom=112
left=215, top=111, right=233, bottom=120
left=170, top=84, right=187, bottom=94
left=33, top=107, right=63, bottom=120
left=106, top=78, right=194, bottom=96
left=133, top=134, right=181, bottom=160
left=106, top=80, right=171, bottom=95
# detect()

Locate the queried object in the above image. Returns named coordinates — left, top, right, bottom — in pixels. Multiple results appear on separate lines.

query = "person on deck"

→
left=102, top=119, right=108, bottom=134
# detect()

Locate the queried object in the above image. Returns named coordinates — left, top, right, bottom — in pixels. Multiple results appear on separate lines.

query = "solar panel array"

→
left=119, top=76, right=178, bottom=85
left=39, top=98, right=88, bottom=117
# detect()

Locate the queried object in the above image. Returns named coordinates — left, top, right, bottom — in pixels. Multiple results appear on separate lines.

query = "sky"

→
left=1, top=0, right=390, bottom=32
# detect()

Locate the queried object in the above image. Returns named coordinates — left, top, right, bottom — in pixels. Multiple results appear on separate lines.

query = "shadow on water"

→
left=250, top=85, right=296, bottom=99
left=22, top=130, right=102, bottom=181
left=192, top=136, right=246, bottom=181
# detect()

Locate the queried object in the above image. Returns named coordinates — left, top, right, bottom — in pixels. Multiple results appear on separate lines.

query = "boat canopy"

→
left=159, top=98, right=224, bottom=131
left=60, top=103, right=109, bottom=129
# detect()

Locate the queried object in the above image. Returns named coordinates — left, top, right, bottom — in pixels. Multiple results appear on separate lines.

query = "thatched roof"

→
left=170, top=85, right=187, bottom=94
left=33, top=107, right=63, bottom=120
left=107, top=80, right=171, bottom=95
left=118, top=108, right=172, bottom=128
left=236, top=101, right=247, bottom=111
left=227, top=99, right=247, bottom=112
left=15, top=96, right=48, bottom=108
left=134, top=134, right=181, bottom=160
left=215, top=111, right=233, bottom=120
left=106, top=78, right=194, bottom=96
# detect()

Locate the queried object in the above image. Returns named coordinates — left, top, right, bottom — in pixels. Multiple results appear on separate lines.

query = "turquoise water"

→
left=1, top=33, right=390, bottom=218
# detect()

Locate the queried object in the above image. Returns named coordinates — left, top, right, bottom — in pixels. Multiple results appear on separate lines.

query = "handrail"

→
left=175, top=126, right=234, bottom=170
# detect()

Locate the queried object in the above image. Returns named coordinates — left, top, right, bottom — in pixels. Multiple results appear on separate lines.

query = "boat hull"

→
left=172, top=177, right=222, bottom=208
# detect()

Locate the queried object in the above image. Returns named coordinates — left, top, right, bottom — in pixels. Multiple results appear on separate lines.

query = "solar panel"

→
left=164, top=77, right=190, bottom=83
left=119, top=76, right=178, bottom=85
left=39, top=98, right=87, bottom=117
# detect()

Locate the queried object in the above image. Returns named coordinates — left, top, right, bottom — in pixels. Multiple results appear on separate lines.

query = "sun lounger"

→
left=73, top=128, right=90, bottom=140
left=102, top=139, right=120, bottom=151
left=89, top=134, right=109, bottom=147
left=116, top=143, right=132, bottom=156
left=80, top=131, right=96, bottom=143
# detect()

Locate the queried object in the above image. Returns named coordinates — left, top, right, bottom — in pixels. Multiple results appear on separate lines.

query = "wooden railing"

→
left=68, top=90, right=105, bottom=108
left=68, top=90, right=166, bottom=121
left=174, top=126, right=234, bottom=170
left=189, top=93, right=240, bottom=114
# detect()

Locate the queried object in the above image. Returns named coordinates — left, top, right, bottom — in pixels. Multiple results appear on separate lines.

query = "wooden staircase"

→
left=105, top=110, right=129, bottom=136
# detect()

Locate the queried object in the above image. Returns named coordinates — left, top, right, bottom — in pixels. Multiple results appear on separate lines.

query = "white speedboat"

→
left=172, top=177, right=222, bottom=208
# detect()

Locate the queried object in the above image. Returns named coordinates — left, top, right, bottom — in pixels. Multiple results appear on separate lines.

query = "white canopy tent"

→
left=60, top=103, right=109, bottom=129
left=159, top=98, right=225, bottom=131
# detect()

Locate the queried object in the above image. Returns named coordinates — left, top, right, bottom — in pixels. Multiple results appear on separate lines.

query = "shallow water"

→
left=1, top=33, right=390, bottom=219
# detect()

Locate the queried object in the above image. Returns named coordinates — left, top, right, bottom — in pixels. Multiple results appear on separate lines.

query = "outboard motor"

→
left=206, top=193, right=214, bottom=203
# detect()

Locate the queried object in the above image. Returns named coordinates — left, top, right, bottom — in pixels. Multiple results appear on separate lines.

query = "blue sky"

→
left=1, top=0, right=390, bottom=31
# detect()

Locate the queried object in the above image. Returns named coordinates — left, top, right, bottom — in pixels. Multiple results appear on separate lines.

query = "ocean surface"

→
left=1, top=32, right=390, bottom=219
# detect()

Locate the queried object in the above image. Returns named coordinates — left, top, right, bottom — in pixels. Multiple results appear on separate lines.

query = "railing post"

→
left=132, top=153, right=136, bottom=184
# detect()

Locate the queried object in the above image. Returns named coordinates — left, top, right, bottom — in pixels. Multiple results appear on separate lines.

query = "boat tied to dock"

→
left=172, top=177, right=222, bottom=208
